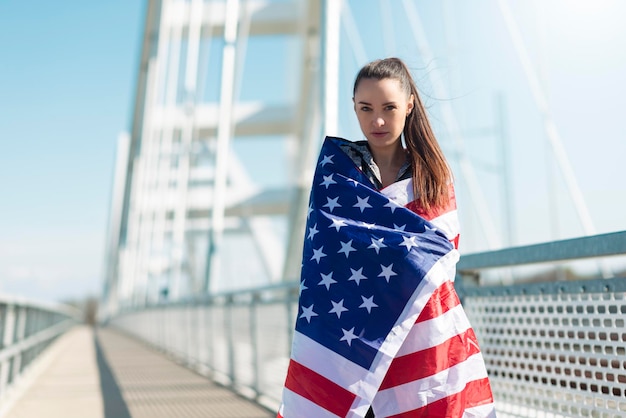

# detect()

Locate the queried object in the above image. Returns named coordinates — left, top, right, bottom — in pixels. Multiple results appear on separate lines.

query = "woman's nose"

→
left=373, top=116, right=384, bottom=127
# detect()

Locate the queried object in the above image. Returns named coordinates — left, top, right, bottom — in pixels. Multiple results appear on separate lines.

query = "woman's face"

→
left=353, top=77, right=414, bottom=150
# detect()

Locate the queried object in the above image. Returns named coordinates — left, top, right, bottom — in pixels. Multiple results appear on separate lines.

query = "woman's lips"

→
left=371, top=132, right=387, bottom=138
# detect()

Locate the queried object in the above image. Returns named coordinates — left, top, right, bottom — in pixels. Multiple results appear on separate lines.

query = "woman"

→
left=278, top=58, right=495, bottom=417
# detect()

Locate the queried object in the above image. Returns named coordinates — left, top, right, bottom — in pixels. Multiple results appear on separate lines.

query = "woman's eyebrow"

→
left=356, top=100, right=397, bottom=105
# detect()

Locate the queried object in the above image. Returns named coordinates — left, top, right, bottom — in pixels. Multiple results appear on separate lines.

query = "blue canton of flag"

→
left=297, top=136, right=453, bottom=370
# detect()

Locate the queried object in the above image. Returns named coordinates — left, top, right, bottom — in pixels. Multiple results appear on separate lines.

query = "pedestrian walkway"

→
left=3, top=326, right=274, bottom=418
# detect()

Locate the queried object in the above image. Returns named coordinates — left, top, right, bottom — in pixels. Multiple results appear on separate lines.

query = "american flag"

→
left=279, top=137, right=495, bottom=417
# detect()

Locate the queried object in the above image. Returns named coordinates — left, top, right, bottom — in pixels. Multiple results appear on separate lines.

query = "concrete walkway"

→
left=3, top=326, right=274, bottom=418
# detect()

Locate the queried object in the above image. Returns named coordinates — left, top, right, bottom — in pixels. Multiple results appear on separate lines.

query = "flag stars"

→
left=353, top=196, right=373, bottom=212
left=320, top=174, right=337, bottom=189
left=340, top=327, right=358, bottom=346
left=359, top=296, right=378, bottom=313
left=368, top=237, right=387, bottom=254
left=360, top=221, right=375, bottom=230
left=378, top=263, right=397, bottom=282
left=299, top=304, right=318, bottom=323
left=323, top=196, right=341, bottom=212
left=307, top=224, right=319, bottom=240
left=328, top=216, right=347, bottom=232
left=329, top=299, right=348, bottom=318
left=318, top=272, right=337, bottom=290
left=337, top=240, right=356, bottom=258
left=311, top=246, right=326, bottom=263
left=394, top=224, right=406, bottom=231
left=400, top=235, right=418, bottom=252
left=384, top=200, right=401, bottom=213
left=299, top=279, right=308, bottom=296
left=319, top=154, right=334, bottom=166
left=348, top=267, right=367, bottom=285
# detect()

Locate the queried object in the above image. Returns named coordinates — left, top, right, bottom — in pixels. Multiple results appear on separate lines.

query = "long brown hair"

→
left=353, top=57, right=451, bottom=211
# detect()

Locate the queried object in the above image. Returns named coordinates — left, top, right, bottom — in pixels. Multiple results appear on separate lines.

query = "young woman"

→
left=278, top=58, right=495, bottom=417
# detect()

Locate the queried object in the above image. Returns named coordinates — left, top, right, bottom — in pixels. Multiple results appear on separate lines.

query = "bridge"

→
left=2, top=0, right=626, bottom=417
left=1, top=232, right=625, bottom=417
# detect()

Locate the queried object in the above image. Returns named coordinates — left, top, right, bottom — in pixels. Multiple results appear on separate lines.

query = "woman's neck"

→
left=369, top=143, right=407, bottom=187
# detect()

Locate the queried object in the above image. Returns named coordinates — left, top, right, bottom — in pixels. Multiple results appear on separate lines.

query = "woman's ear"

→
left=407, top=95, right=415, bottom=116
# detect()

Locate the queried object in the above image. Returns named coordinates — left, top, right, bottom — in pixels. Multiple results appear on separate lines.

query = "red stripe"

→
left=405, top=184, right=457, bottom=221
left=283, top=359, right=356, bottom=417
left=416, top=280, right=460, bottom=323
left=380, top=328, right=481, bottom=389
left=387, top=377, right=494, bottom=418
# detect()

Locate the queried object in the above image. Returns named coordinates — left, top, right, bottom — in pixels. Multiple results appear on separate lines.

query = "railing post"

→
left=0, top=303, right=16, bottom=392
left=250, top=292, right=260, bottom=398
left=12, top=306, right=28, bottom=378
left=225, top=295, right=235, bottom=385
left=285, top=287, right=297, bottom=356
left=205, top=299, right=213, bottom=374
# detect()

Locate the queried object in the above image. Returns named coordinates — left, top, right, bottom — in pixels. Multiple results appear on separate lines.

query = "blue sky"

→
left=1, top=0, right=625, bottom=303
left=0, top=0, right=144, bottom=302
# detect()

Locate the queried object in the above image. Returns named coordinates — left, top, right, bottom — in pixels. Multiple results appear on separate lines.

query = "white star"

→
left=329, top=299, right=348, bottom=318
left=337, top=240, right=356, bottom=258
left=307, top=224, right=319, bottom=240
left=348, top=267, right=367, bottom=285
left=368, top=237, right=387, bottom=254
left=299, top=279, right=308, bottom=296
left=323, top=196, right=341, bottom=212
left=307, top=204, right=314, bottom=219
left=348, top=178, right=359, bottom=186
left=320, top=174, right=337, bottom=189
left=318, top=272, right=337, bottom=290
left=359, top=296, right=378, bottom=313
left=400, top=235, right=418, bottom=252
left=319, top=154, right=334, bottom=166
left=299, top=304, right=318, bottom=323
left=328, top=216, right=347, bottom=232
left=394, top=224, right=406, bottom=231
left=425, top=223, right=438, bottom=232
left=384, top=200, right=401, bottom=213
left=340, top=327, right=358, bottom=346
left=353, top=196, right=373, bottom=213
left=360, top=221, right=376, bottom=229
left=378, top=263, right=397, bottom=282
left=310, top=246, right=326, bottom=263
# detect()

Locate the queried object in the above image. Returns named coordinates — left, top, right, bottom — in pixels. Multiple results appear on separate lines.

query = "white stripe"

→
left=463, top=402, right=497, bottom=418
left=280, top=387, right=342, bottom=418
left=380, top=178, right=413, bottom=206
left=290, top=332, right=374, bottom=399
left=396, top=303, right=472, bottom=356
left=372, top=353, right=490, bottom=416
left=430, top=208, right=460, bottom=240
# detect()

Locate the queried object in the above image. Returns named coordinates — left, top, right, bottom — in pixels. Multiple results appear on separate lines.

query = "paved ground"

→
left=3, top=326, right=275, bottom=418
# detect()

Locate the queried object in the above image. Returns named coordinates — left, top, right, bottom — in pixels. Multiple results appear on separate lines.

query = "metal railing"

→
left=456, top=231, right=626, bottom=417
left=0, top=295, right=79, bottom=405
left=108, top=284, right=297, bottom=411
left=108, top=231, right=626, bottom=416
